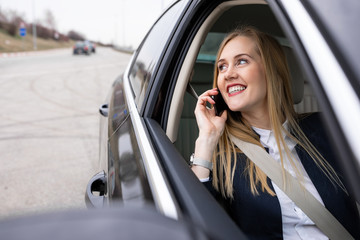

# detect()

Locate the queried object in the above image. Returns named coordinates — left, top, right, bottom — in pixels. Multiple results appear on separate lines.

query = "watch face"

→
left=189, top=153, right=194, bottom=165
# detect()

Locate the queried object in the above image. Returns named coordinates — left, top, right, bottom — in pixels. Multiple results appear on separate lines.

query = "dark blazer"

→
left=204, top=113, right=360, bottom=239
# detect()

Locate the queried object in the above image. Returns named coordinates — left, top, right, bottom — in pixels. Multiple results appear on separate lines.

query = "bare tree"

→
left=68, top=30, right=85, bottom=41
left=44, top=9, right=56, bottom=30
left=0, top=9, right=26, bottom=36
left=0, top=7, right=7, bottom=23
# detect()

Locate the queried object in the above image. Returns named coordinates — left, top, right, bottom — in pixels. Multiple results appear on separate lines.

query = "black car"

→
left=86, top=0, right=360, bottom=239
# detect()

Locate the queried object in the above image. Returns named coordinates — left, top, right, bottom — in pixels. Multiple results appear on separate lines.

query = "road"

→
left=0, top=47, right=131, bottom=219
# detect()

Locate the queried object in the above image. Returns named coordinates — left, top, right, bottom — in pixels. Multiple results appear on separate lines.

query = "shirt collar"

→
left=252, top=125, right=272, bottom=148
left=252, top=121, right=297, bottom=152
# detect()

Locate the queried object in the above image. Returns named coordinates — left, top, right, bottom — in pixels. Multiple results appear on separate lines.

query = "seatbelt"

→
left=229, top=134, right=354, bottom=240
left=187, top=82, right=199, bottom=100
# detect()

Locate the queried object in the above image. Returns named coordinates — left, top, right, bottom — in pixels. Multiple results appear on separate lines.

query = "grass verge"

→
left=0, top=30, right=75, bottom=53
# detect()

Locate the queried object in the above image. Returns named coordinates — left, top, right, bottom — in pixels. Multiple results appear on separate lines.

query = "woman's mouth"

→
left=228, top=85, right=246, bottom=95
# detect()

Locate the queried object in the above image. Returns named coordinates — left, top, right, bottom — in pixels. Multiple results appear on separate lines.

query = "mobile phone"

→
left=211, top=90, right=228, bottom=116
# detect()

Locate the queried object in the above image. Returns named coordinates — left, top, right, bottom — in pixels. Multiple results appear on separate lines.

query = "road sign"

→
left=19, top=28, right=26, bottom=37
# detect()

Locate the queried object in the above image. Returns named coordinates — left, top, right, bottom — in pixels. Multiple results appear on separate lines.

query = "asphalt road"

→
left=0, top=47, right=131, bottom=219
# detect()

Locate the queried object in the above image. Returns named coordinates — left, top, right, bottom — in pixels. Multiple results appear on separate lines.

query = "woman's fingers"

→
left=194, top=89, right=226, bottom=131
left=197, top=88, right=218, bottom=107
left=198, top=95, right=215, bottom=106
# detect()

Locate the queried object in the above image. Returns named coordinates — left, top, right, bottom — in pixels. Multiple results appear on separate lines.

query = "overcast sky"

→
left=0, top=0, right=175, bottom=48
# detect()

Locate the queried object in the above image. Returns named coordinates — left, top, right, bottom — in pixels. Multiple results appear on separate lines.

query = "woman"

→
left=191, top=26, right=359, bottom=239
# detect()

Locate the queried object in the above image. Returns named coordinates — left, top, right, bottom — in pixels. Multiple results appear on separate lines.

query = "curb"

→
left=0, top=48, right=71, bottom=58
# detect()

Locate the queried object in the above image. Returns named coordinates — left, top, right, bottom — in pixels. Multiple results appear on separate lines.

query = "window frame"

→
left=127, top=0, right=188, bottom=112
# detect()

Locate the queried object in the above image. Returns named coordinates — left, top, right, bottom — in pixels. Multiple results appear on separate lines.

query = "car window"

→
left=170, top=3, right=313, bottom=159
left=128, top=0, right=187, bottom=110
left=197, top=32, right=225, bottom=63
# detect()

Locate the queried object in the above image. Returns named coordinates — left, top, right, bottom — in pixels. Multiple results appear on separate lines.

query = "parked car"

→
left=73, top=41, right=92, bottom=55
left=86, top=0, right=360, bottom=239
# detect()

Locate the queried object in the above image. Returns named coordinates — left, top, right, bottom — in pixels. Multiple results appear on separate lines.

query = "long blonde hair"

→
left=211, top=26, right=344, bottom=198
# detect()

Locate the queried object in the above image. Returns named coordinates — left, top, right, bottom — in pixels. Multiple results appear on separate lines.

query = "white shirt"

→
left=252, top=123, right=328, bottom=240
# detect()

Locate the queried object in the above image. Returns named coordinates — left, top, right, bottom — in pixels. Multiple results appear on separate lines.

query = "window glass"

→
left=197, top=32, right=225, bottom=63
left=129, top=1, right=187, bottom=109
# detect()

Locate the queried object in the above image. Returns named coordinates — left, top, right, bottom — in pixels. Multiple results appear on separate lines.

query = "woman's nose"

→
left=224, top=65, right=238, bottom=80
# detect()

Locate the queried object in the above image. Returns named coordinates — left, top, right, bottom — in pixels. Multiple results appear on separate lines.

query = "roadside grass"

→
left=0, top=30, right=75, bottom=53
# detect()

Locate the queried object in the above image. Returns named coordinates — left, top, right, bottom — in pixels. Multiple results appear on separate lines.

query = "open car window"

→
left=167, top=1, right=318, bottom=160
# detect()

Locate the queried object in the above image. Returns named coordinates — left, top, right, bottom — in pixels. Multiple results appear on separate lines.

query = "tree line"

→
left=0, top=7, right=85, bottom=42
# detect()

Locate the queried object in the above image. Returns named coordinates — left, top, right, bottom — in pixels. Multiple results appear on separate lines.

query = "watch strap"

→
left=190, top=154, right=213, bottom=170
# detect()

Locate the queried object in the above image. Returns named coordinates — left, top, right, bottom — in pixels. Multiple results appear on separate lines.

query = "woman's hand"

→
left=195, top=88, right=228, bottom=142
left=192, top=88, right=227, bottom=179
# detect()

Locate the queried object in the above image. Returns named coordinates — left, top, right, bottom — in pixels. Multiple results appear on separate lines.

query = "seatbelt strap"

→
left=229, top=134, right=354, bottom=240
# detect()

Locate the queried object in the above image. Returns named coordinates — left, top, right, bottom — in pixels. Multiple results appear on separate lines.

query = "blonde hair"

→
left=211, top=26, right=344, bottom=198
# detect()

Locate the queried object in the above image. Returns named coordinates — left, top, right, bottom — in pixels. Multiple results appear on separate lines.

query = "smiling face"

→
left=216, top=36, right=268, bottom=122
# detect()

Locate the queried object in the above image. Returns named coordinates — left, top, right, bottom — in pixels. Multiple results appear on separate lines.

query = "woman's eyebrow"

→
left=234, top=53, right=252, bottom=59
left=217, top=53, right=252, bottom=64
left=217, top=59, right=225, bottom=64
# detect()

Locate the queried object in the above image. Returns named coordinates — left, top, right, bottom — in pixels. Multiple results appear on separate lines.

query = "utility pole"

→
left=122, top=0, right=126, bottom=47
left=32, top=0, right=37, bottom=50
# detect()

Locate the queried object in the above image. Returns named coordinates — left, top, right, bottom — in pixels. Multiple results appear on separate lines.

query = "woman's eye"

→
left=236, top=59, right=248, bottom=66
left=218, top=64, right=227, bottom=71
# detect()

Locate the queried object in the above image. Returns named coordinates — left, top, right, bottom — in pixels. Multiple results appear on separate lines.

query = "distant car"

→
left=73, top=41, right=92, bottom=55
left=86, top=0, right=360, bottom=239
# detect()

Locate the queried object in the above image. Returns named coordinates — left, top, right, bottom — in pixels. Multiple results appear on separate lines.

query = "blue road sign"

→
left=19, top=28, right=26, bottom=37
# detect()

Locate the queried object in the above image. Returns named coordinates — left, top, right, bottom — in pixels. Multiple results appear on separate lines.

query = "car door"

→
left=143, top=0, right=359, bottom=238
left=88, top=0, right=359, bottom=239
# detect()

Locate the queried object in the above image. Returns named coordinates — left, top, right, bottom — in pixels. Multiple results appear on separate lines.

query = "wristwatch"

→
left=189, top=153, right=213, bottom=171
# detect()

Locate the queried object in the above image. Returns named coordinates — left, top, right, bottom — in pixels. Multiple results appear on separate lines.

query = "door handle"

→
left=85, top=171, right=107, bottom=208
left=99, top=104, right=109, bottom=117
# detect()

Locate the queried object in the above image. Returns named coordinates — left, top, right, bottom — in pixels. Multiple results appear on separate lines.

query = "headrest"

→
left=282, top=46, right=304, bottom=104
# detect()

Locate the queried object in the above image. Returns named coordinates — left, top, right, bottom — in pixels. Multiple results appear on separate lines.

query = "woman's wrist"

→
left=191, top=131, right=219, bottom=179
left=194, top=135, right=218, bottom=160
left=191, top=136, right=217, bottom=179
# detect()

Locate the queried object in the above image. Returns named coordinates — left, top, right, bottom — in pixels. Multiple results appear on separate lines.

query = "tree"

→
left=68, top=30, right=85, bottom=41
left=44, top=9, right=56, bottom=30
left=0, top=9, right=26, bottom=36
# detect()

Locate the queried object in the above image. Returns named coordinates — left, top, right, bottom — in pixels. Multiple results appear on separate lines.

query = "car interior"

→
left=166, top=1, right=320, bottom=160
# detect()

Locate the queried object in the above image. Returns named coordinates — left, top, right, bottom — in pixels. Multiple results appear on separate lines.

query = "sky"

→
left=0, top=0, right=175, bottom=48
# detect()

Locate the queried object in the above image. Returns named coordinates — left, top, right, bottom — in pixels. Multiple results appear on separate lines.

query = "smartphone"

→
left=211, top=89, right=228, bottom=116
